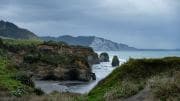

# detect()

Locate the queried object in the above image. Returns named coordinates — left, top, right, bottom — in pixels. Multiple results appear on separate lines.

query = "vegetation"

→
left=43, top=40, right=67, bottom=46
left=88, top=57, right=180, bottom=101
left=0, top=53, right=34, bottom=97
left=12, top=72, right=34, bottom=87
left=0, top=38, right=3, bottom=45
left=2, top=56, right=178, bottom=101
left=148, top=72, right=180, bottom=101
left=0, top=39, right=44, bottom=99
left=2, top=38, right=42, bottom=46
left=1, top=38, right=180, bottom=101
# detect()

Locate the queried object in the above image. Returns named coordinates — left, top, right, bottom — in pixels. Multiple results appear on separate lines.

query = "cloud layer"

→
left=0, top=0, right=179, bottom=49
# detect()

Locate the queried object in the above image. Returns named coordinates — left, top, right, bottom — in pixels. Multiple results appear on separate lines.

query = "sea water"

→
left=34, top=51, right=180, bottom=94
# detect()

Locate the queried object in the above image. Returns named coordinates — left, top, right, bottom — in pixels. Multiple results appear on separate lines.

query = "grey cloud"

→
left=0, top=0, right=179, bottom=49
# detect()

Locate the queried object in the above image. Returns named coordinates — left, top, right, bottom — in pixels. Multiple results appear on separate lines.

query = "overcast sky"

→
left=0, top=0, right=179, bottom=49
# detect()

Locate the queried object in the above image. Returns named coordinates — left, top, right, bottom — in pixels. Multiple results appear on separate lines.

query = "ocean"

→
left=98, top=50, right=180, bottom=61
left=34, top=51, right=180, bottom=94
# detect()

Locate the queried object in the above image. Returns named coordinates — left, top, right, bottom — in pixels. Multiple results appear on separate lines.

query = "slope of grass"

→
left=148, top=71, right=180, bottom=101
left=0, top=56, right=22, bottom=93
left=0, top=50, right=37, bottom=97
left=88, top=57, right=180, bottom=101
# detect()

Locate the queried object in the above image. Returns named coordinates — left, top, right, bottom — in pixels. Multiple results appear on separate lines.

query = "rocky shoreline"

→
left=3, top=40, right=100, bottom=82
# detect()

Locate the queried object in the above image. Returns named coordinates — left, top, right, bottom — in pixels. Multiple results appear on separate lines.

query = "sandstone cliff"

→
left=3, top=40, right=99, bottom=81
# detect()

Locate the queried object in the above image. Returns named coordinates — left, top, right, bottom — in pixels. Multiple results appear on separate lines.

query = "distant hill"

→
left=0, top=20, right=38, bottom=39
left=41, top=35, right=137, bottom=51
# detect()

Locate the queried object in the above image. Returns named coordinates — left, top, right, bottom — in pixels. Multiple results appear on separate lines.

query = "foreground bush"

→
left=12, top=72, right=34, bottom=87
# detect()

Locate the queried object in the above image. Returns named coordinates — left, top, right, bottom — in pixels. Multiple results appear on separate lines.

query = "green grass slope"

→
left=88, top=57, right=180, bottom=101
left=0, top=39, right=44, bottom=99
left=0, top=53, right=31, bottom=97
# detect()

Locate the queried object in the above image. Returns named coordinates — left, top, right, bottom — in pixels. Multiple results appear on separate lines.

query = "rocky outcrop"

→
left=4, top=41, right=99, bottom=81
left=99, top=52, right=109, bottom=62
left=90, top=73, right=96, bottom=80
left=111, top=56, right=120, bottom=67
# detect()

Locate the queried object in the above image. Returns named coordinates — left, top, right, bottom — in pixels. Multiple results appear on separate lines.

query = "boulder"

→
left=111, top=56, right=120, bottom=67
left=87, top=54, right=100, bottom=65
left=90, top=73, right=96, bottom=80
left=99, top=52, right=109, bottom=62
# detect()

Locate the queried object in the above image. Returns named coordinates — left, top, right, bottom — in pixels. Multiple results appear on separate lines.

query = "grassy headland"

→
left=88, top=57, right=180, bottom=101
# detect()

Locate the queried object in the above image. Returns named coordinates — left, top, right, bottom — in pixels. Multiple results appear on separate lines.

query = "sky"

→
left=0, top=0, right=179, bottom=49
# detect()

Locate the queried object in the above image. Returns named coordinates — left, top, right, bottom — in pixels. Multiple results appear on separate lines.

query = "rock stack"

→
left=111, top=56, right=120, bottom=67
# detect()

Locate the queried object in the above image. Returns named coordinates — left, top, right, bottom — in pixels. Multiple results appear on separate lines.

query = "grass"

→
left=1, top=55, right=180, bottom=101
left=2, top=38, right=43, bottom=46
left=0, top=56, right=22, bottom=91
left=88, top=57, right=180, bottom=101
left=0, top=52, right=36, bottom=97
left=0, top=92, right=87, bottom=101
left=148, top=71, right=180, bottom=101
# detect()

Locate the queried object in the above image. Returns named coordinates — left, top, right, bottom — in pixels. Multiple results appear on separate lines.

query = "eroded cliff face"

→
left=4, top=41, right=99, bottom=81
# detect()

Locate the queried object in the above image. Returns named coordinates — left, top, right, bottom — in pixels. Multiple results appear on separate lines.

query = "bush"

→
left=11, top=87, right=27, bottom=97
left=24, top=53, right=40, bottom=63
left=0, top=38, right=3, bottom=45
left=34, top=88, right=44, bottom=95
left=13, top=72, right=34, bottom=87
left=0, top=49, right=4, bottom=57
left=43, top=40, right=67, bottom=46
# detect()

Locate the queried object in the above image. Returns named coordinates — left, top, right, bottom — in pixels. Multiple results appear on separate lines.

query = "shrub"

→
left=0, top=38, right=3, bottom=46
left=13, top=72, right=34, bottom=87
left=24, top=53, right=40, bottom=63
left=11, top=87, right=27, bottom=97
left=43, top=40, right=67, bottom=46
left=34, top=88, right=44, bottom=95
left=0, top=49, right=4, bottom=57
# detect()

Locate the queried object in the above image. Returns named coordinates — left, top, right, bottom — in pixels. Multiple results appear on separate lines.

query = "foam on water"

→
left=34, top=60, right=123, bottom=94
left=34, top=51, right=180, bottom=94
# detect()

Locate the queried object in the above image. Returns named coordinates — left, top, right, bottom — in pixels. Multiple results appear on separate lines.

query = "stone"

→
left=111, top=56, right=120, bottom=67
left=90, top=73, right=96, bottom=80
left=99, top=52, right=109, bottom=62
